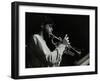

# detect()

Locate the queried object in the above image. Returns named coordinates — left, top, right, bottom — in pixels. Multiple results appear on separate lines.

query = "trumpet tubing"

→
left=50, top=33, right=81, bottom=55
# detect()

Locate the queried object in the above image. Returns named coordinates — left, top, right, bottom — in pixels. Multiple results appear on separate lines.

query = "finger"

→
left=64, top=34, right=67, bottom=38
left=68, top=42, right=70, bottom=45
left=67, top=40, right=69, bottom=43
left=65, top=35, right=69, bottom=39
left=64, top=37, right=69, bottom=41
left=64, top=35, right=68, bottom=39
left=65, top=34, right=68, bottom=37
left=66, top=37, right=69, bottom=40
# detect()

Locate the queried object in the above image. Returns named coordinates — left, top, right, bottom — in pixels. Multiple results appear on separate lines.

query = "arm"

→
left=47, top=34, right=69, bottom=66
left=33, top=34, right=68, bottom=67
left=47, top=44, right=66, bottom=66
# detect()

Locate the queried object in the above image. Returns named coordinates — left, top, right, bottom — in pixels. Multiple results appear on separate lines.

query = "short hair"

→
left=41, top=16, right=54, bottom=27
left=35, top=16, right=55, bottom=33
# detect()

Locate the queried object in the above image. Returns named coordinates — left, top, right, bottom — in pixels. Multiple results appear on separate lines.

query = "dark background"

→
left=26, top=12, right=89, bottom=66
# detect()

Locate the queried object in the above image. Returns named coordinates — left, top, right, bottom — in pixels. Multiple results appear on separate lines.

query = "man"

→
left=26, top=16, right=70, bottom=68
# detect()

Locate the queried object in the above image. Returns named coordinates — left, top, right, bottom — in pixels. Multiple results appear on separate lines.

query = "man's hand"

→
left=63, top=34, right=70, bottom=47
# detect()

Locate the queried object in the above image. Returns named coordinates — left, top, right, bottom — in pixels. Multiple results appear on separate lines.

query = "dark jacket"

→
left=26, top=37, right=52, bottom=68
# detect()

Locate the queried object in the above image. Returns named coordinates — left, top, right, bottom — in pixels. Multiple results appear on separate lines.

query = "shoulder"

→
left=32, top=34, right=41, bottom=45
left=33, top=34, right=39, bottom=40
left=33, top=34, right=40, bottom=39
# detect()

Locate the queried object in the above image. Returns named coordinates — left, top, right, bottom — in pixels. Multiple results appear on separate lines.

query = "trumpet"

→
left=49, top=33, right=81, bottom=55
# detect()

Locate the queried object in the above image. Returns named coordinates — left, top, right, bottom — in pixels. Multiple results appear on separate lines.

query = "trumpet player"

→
left=26, top=16, right=70, bottom=68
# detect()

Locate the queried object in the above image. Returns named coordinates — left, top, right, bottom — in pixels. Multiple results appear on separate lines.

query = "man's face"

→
left=45, top=24, right=53, bottom=35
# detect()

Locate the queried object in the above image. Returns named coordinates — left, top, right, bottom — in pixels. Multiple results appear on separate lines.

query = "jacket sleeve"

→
left=47, top=44, right=66, bottom=66
left=26, top=36, right=49, bottom=68
left=26, top=35, right=66, bottom=67
left=33, top=35, right=66, bottom=67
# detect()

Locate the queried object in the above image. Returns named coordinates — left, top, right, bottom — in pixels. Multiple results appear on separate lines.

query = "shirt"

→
left=33, top=34, right=66, bottom=66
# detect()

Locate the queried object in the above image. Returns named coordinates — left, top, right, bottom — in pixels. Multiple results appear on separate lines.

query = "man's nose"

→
left=51, top=27, right=53, bottom=31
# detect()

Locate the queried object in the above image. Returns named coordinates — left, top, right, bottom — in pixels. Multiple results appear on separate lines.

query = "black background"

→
left=26, top=12, right=89, bottom=66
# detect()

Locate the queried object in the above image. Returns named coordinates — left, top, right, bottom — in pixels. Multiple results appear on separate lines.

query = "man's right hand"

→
left=63, top=34, right=70, bottom=47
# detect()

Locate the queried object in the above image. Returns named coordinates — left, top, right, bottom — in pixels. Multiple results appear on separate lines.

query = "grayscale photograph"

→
left=25, top=13, right=89, bottom=68
left=11, top=2, right=97, bottom=79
